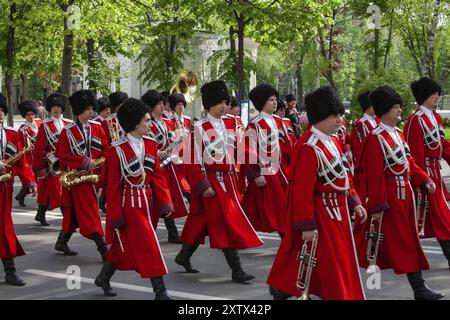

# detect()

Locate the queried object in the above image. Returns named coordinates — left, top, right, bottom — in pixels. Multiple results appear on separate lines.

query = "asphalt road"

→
left=2, top=164, right=450, bottom=300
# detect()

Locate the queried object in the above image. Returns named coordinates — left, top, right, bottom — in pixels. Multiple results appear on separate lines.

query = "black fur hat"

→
left=108, top=91, right=129, bottom=113
left=18, top=100, right=38, bottom=118
left=410, top=77, right=442, bottom=105
left=249, top=84, right=279, bottom=111
left=45, top=93, right=68, bottom=112
left=357, top=91, right=372, bottom=112
left=117, top=98, right=150, bottom=133
left=97, top=97, right=110, bottom=113
left=369, top=85, right=403, bottom=118
left=201, top=80, right=230, bottom=110
left=167, top=93, right=186, bottom=111
left=305, top=86, right=342, bottom=125
left=160, top=91, right=170, bottom=104
left=69, top=90, right=98, bottom=116
left=141, top=90, right=164, bottom=110
left=0, top=93, right=8, bottom=115
left=276, top=98, right=286, bottom=113
left=286, top=94, right=297, bottom=103
left=230, top=96, right=239, bottom=108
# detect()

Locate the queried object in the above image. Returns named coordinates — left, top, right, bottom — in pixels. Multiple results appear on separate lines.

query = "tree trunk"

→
left=5, top=4, right=17, bottom=127
left=384, top=12, right=394, bottom=70
left=295, top=52, right=305, bottom=107
left=374, top=28, right=380, bottom=71
left=422, top=0, right=440, bottom=79
left=86, top=38, right=96, bottom=92
left=60, top=2, right=74, bottom=119
left=237, top=14, right=246, bottom=100
left=21, top=74, right=29, bottom=100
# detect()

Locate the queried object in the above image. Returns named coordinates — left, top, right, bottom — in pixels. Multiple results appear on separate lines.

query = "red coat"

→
left=150, top=118, right=189, bottom=220
left=0, top=126, right=36, bottom=259
left=168, top=114, right=193, bottom=192
left=105, top=136, right=173, bottom=278
left=267, top=129, right=365, bottom=300
left=56, top=120, right=107, bottom=239
left=18, top=119, right=42, bottom=166
left=350, top=115, right=380, bottom=191
left=180, top=115, right=264, bottom=249
left=404, top=108, right=450, bottom=240
left=354, top=125, right=431, bottom=274
left=241, top=114, right=290, bottom=233
left=282, top=118, right=297, bottom=147
left=32, top=117, right=71, bottom=209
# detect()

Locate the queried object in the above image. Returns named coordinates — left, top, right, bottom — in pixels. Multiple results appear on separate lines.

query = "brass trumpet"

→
left=107, top=117, right=121, bottom=143
left=366, top=214, right=384, bottom=268
left=61, top=157, right=105, bottom=188
left=0, top=144, right=33, bottom=182
left=296, top=231, right=318, bottom=300
left=416, top=192, right=428, bottom=237
left=46, top=152, right=61, bottom=176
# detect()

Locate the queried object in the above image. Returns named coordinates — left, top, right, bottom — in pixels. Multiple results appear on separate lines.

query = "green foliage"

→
left=349, top=67, right=416, bottom=124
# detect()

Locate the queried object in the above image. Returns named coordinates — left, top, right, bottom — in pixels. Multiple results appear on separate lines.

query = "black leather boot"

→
left=269, top=286, right=291, bottom=300
left=150, top=277, right=172, bottom=300
left=54, top=231, right=78, bottom=255
left=92, top=233, right=108, bottom=261
left=99, top=195, right=106, bottom=214
left=95, top=262, right=117, bottom=296
left=438, top=240, right=450, bottom=269
left=35, top=204, right=50, bottom=226
left=175, top=244, right=200, bottom=273
left=406, top=271, right=444, bottom=300
left=2, top=259, right=25, bottom=286
left=222, top=248, right=255, bottom=283
left=14, top=187, right=28, bottom=207
left=164, top=218, right=182, bottom=244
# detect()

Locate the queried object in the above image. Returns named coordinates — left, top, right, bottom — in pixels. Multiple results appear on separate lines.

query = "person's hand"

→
left=254, top=176, right=267, bottom=188
left=354, top=205, right=368, bottom=224
left=302, top=230, right=318, bottom=242
left=0, top=161, right=11, bottom=174
left=426, top=181, right=436, bottom=194
left=372, top=212, right=383, bottom=222
left=202, top=187, right=216, bottom=198
left=28, top=186, right=37, bottom=196
left=88, top=159, right=97, bottom=170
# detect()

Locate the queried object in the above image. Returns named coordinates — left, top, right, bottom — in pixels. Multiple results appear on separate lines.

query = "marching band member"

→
left=95, top=98, right=173, bottom=300
left=276, top=99, right=297, bottom=148
left=94, top=97, right=111, bottom=122
left=142, top=90, right=187, bottom=243
left=404, top=77, right=450, bottom=267
left=0, top=93, right=37, bottom=286
left=285, top=94, right=301, bottom=138
left=241, top=84, right=290, bottom=237
left=354, top=85, right=444, bottom=300
left=175, top=80, right=263, bottom=283
left=267, top=86, right=367, bottom=300
left=94, top=97, right=111, bottom=213
left=167, top=92, right=192, bottom=196
left=350, top=91, right=380, bottom=191
left=15, top=100, right=42, bottom=207
left=54, top=90, right=108, bottom=260
left=161, top=91, right=175, bottom=120
left=32, top=93, right=71, bottom=226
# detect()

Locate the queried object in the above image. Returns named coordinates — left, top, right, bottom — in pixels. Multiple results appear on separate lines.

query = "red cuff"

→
left=193, top=178, right=211, bottom=196
left=293, top=219, right=318, bottom=232
left=368, top=202, right=389, bottom=215
left=158, top=202, right=175, bottom=217
left=81, top=157, right=91, bottom=169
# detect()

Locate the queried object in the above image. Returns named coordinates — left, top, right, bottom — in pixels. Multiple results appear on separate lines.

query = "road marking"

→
left=24, top=269, right=231, bottom=300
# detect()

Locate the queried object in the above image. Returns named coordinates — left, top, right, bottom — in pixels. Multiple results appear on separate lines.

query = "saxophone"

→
left=0, top=144, right=33, bottom=182
left=61, top=157, right=105, bottom=188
